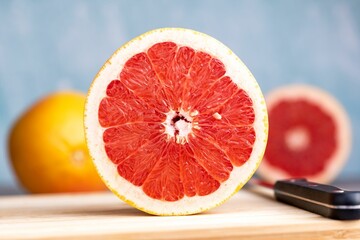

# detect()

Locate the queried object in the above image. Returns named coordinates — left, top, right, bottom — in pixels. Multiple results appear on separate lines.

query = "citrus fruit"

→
left=8, top=91, right=107, bottom=193
left=85, top=28, right=268, bottom=215
left=258, top=84, right=351, bottom=183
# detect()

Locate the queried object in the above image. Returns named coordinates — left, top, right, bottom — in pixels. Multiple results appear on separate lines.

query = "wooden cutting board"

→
left=1, top=190, right=359, bottom=239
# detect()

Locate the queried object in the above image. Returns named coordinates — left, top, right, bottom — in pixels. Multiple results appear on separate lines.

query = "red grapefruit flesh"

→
left=85, top=28, right=268, bottom=215
left=258, top=84, right=351, bottom=183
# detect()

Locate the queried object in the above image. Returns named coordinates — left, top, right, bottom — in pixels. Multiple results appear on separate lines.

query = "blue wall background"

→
left=1, top=0, right=359, bottom=190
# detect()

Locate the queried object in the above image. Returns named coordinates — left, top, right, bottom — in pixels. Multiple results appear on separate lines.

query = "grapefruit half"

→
left=258, top=84, right=351, bottom=183
left=85, top=28, right=268, bottom=215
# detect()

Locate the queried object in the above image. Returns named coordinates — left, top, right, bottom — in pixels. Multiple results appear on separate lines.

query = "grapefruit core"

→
left=85, top=28, right=268, bottom=215
left=258, top=84, right=351, bottom=184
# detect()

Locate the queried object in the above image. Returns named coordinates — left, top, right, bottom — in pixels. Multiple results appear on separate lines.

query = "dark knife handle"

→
left=274, top=179, right=360, bottom=220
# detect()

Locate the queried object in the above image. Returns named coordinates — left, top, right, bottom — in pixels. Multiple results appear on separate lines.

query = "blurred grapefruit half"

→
left=85, top=28, right=268, bottom=215
left=258, top=84, right=351, bottom=183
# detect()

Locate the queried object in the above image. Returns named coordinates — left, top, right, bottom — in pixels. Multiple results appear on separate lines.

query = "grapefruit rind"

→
left=85, top=28, right=268, bottom=215
left=258, top=84, right=351, bottom=183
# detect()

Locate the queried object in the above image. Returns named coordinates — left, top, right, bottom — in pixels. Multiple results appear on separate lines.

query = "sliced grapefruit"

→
left=85, top=28, right=268, bottom=215
left=258, top=84, right=351, bottom=183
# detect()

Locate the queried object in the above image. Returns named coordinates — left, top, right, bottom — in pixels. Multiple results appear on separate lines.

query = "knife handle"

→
left=274, top=179, right=360, bottom=220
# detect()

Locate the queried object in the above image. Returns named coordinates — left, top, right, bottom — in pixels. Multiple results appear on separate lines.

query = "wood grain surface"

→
left=1, top=190, right=359, bottom=239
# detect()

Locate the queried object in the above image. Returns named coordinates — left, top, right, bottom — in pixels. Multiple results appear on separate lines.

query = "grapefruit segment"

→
left=183, top=52, right=226, bottom=111
left=99, top=80, right=164, bottom=127
left=214, top=88, right=255, bottom=126
left=192, top=76, right=238, bottom=113
left=147, top=42, right=177, bottom=82
left=258, top=84, right=351, bottom=183
left=188, top=137, right=233, bottom=182
left=195, top=125, right=255, bottom=167
left=103, top=123, right=162, bottom=164
left=85, top=28, right=268, bottom=215
left=117, top=134, right=166, bottom=186
left=179, top=149, right=220, bottom=197
left=120, top=52, right=168, bottom=112
left=143, top=141, right=183, bottom=201
left=166, top=46, right=196, bottom=110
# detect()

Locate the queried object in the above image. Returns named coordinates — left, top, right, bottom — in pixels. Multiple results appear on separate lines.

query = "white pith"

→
left=258, top=84, right=351, bottom=184
left=285, top=126, right=310, bottom=152
left=163, top=110, right=194, bottom=144
left=84, top=28, right=268, bottom=215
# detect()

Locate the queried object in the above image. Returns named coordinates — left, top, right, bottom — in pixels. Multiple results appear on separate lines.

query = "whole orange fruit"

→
left=8, top=91, right=107, bottom=193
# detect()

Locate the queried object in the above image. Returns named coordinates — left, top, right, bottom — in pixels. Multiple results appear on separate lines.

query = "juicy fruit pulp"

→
left=98, top=42, right=256, bottom=201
